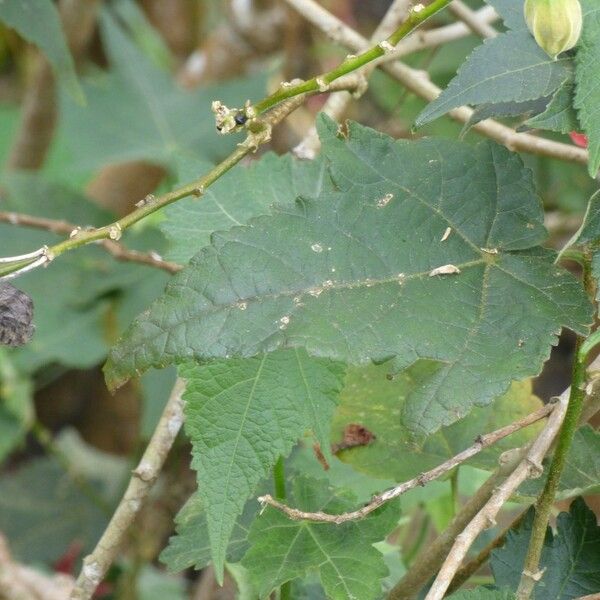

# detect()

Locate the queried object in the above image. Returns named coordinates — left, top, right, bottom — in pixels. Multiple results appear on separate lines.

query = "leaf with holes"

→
left=105, top=116, right=591, bottom=434
left=179, top=350, right=345, bottom=578
left=241, top=475, right=399, bottom=600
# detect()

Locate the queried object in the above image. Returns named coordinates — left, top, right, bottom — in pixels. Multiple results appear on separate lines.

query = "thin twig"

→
left=70, top=378, right=186, bottom=600
left=389, top=448, right=525, bottom=600
left=294, top=0, right=413, bottom=158
left=422, top=392, right=571, bottom=600
left=445, top=509, right=528, bottom=595
left=0, top=211, right=182, bottom=274
left=285, top=0, right=588, bottom=166
left=0, top=95, right=308, bottom=280
left=258, top=403, right=554, bottom=524
left=448, top=0, right=498, bottom=38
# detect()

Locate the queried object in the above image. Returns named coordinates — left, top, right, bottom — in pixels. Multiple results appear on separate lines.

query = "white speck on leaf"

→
left=377, top=193, right=394, bottom=208
left=311, top=243, right=323, bottom=253
left=279, top=315, right=290, bottom=330
left=441, top=227, right=452, bottom=242
left=429, top=264, right=461, bottom=276
left=237, top=301, right=247, bottom=310
left=480, top=247, right=498, bottom=254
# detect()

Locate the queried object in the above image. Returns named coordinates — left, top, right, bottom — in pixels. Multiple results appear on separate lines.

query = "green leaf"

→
left=575, top=6, right=600, bottom=175
left=0, top=349, right=33, bottom=463
left=484, top=0, right=527, bottom=30
left=491, top=498, right=600, bottom=599
left=0, top=456, right=113, bottom=563
left=60, top=10, right=265, bottom=171
left=332, top=362, right=543, bottom=481
left=0, top=0, right=82, bottom=102
left=241, top=475, right=400, bottom=600
left=416, top=32, right=572, bottom=127
left=463, top=96, right=550, bottom=134
left=162, top=152, right=334, bottom=264
left=524, top=82, right=580, bottom=134
left=160, top=491, right=253, bottom=573
left=519, top=426, right=600, bottom=500
left=137, top=566, right=187, bottom=600
left=180, top=350, right=345, bottom=577
left=106, top=117, right=591, bottom=434
left=449, top=589, right=516, bottom=600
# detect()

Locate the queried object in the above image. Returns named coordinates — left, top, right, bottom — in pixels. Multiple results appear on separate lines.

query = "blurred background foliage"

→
left=0, top=1, right=596, bottom=598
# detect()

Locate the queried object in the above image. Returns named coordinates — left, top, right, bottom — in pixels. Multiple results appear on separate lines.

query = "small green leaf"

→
left=332, top=362, right=543, bottom=481
left=0, top=0, right=83, bottom=102
left=180, top=350, right=345, bottom=578
left=416, top=31, right=572, bottom=127
left=525, top=82, right=580, bottom=134
left=160, top=491, right=254, bottom=573
left=491, top=498, right=600, bottom=599
left=106, top=117, right=591, bottom=434
left=575, top=5, right=600, bottom=175
left=463, top=96, right=550, bottom=134
left=241, top=475, right=400, bottom=600
left=162, top=152, right=334, bottom=264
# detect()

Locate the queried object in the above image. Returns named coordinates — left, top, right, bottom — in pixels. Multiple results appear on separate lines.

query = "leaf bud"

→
left=524, top=0, right=583, bottom=59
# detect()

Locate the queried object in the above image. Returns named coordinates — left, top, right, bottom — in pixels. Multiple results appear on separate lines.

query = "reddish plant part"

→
left=570, top=131, right=589, bottom=148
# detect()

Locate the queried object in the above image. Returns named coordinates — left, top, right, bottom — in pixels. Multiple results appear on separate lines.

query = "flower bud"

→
left=524, top=0, right=583, bottom=59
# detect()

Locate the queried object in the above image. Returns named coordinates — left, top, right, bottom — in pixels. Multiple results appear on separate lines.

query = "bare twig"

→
left=70, top=378, right=186, bottom=600
left=0, top=533, right=75, bottom=600
left=285, top=0, right=588, bottom=166
left=0, top=212, right=182, bottom=274
left=422, top=392, right=570, bottom=600
left=389, top=448, right=525, bottom=600
left=448, top=0, right=498, bottom=38
left=294, top=0, right=412, bottom=158
left=258, top=403, right=554, bottom=524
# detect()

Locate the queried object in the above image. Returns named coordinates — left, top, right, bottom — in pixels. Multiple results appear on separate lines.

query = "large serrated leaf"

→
left=574, top=4, right=600, bottom=176
left=491, top=498, right=600, bottom=599
left=105, top=116, right=591, bottom=433
left=525, top=82, right=580, bottom=134
left=162, top=152, right=334, bottom=264
left=0, top=0, right=82, bottom=102
left=241, top=475, right=399, bottom=600
left=416, top=31, right=572, bottom=127
left=179, top=350, right=345, bottom=578
left=332, top=363, right=543, bottom=481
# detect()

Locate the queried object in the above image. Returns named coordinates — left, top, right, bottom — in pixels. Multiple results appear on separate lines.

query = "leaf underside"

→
left=105, top=116, right=591, bottom=435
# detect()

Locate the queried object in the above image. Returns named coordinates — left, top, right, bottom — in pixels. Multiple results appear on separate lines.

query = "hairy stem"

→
left=515, top=339, right=587, bottom=600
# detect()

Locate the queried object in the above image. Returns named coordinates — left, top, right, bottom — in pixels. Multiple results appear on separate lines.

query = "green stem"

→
left=273, top=457, right=291, bottom=600
left=516, top=338, right=587, bottom=600
left=253, top=0, right=453, bottom=116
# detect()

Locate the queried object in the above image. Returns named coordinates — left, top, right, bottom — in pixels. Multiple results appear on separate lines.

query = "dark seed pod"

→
left=234, top=113, right=248, bottom=126
left=0, top=282, right=34, bottom=347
